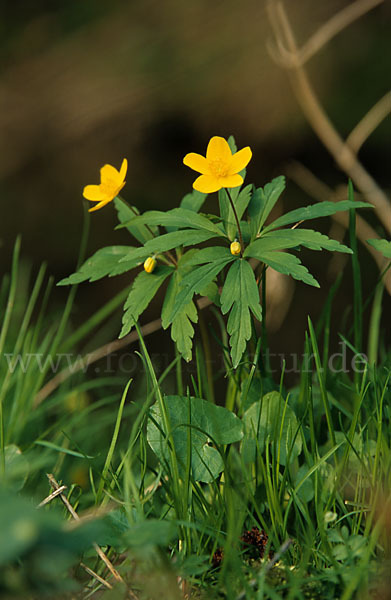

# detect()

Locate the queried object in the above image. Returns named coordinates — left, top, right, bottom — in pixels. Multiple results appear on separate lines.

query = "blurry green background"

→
left=1, top=0, right=390, bottom=357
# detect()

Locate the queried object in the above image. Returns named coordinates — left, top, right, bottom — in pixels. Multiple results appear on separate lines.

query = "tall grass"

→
left=1, top=230, right=390, bottom=600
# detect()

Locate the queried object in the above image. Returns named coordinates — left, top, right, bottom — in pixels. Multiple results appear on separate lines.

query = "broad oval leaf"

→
left=242, top=391, right=302, bottom=465
left=147, top=395, right=244, bottom=483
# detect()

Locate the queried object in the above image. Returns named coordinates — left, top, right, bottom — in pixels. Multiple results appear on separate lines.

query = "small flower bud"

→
left=144, top=256, right=157, bottom=273
left=230, top=241, right=241, bottom=256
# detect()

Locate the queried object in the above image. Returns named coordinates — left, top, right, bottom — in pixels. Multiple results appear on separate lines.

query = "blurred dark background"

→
left=1, top=0, right=390, bottom=367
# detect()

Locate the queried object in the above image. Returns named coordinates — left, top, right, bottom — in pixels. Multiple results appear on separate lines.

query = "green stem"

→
left=197, top=305, right=215, bottom=403
left=226, top=189, right=244, bottom=256
left=0, top=237, right=21, bottom=476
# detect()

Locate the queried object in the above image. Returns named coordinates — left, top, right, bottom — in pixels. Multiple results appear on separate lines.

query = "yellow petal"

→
left=193, top=174, right=222, bottom=194
left=83, top=185, right=105, bottom=201
left=88, top=197, right=113, bottom=212
left=119, top=158, right=128, bottom=181
left=100, top=164, right=121, bottom=184
left=113, top=181, right=126, bottom=198
left=221, top=174, right=243, bottom=189
left=183, top=153, right=210, bottom=174
left=206, top=136, right=232, bottom=162
left=228, top=147, right=252, bottom=175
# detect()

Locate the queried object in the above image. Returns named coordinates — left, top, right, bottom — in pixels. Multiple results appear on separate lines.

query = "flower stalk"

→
left=226, top=188, right=244, bottom=257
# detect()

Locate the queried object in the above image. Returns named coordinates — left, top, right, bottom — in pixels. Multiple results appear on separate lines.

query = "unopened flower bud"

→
left=230, top=241, right=241, bottom=256
left=144, top=256, right=157, bottom=273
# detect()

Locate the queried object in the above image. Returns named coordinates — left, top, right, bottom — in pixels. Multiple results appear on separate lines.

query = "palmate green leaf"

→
left=120, top=229, right=218, bottom=263
left=57, top=246, right=144, bottom=285
left=118, top=207, right=224, bottom=237
left=182, top=246, right=231, bottom=265
left=242, top=391, right=302, bottom=465
left=147, top=395, right=243, bottom=482
left=220, top=260, right=262, bottom=368
left=262, top=200, right=372, bottom=234
left=246, top=229, right=353, bottom=254
left=169, top=248, right=234, bottom=324
left=119, top=266, right=173, bottom=338
left=162, top=271, right=198, bottom=362
left=248, top=176, right=286, bottom=239
left=219, top=185, right=253, bottom=240
left=367, top=238, right=391, bottom=258
left=245, top=249, right=319, bottom=287
left=114, top=197, right=157, bottom=243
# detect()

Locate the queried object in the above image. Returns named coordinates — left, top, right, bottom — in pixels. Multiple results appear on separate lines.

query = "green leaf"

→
left=180, top=189, right=208, bottom=213
left=123, top=520, right=177, bottom=548
left=147, top=395, right=243, bottom=482
left=199, top=281, right=221, bottom=307
left=162, top=273, right=198, bottom=362
left=114, top=197, right=157, bottom=243
left=169, top=250, right=234, bottom=323
left=242, top=391, right=302, bottom=465
left=183, top=246, right=232, bottom=266
left=57, top=246, right=144, bottom=285
left=227, top=135, right=238, bottom=154
left=170, top=308, right=197, bottom=362
left=4, top=445, right=28, bottom=492
left=262, top=200, right=372, bottom=234
left=248, top=176, right=286, bottom=239
left=120, top=230, right=218, bottom=263
left=246, top=229, right=353, bottom=254
left=293, top=464, right=314, bottom=503
left=118, top=207, right=224, bottom=237
left=367, top=238, right=391, bottom=258
left=219, top=185, right=252, bottom=240
left=119, top=266, right=172, bottom=338
left=220, top=260, right=262, bottom=368
left=244, top=249, right=320, bottom=288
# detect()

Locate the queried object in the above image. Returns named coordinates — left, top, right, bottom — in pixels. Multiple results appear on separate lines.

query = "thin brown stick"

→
left=272, top=0, right=384, bottom=67
left=267, top=0, right=391, bottom=235
left=37, top=484, right=67, bottom=507
left=80, top=562, right=113, bottom=590
left=346, top=92, right=391, bottom=154
left=34, top=295, right=213, bottom=408
left=47, top=474, right=124, bottom=585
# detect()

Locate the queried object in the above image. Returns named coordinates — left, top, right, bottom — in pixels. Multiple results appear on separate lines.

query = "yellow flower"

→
left=230, top=241, right=241, bottom=256
left=144, top=256, right=157, bottom=273
left=83, top=159, right=128, bottom=212
left=183, top=136, right=252, bottom=194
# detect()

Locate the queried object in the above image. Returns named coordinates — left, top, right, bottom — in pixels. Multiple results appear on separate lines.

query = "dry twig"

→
left=46, top=474, right=125, bottom=586
left=270, top=0, right=384, bottom=67
left=267, top=0, right=391, bottom=234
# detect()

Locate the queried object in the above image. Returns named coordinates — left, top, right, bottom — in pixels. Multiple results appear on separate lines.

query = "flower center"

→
left=209, top=159, right=229, bottom=178
left=100, top=178, right=117, bottom=195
